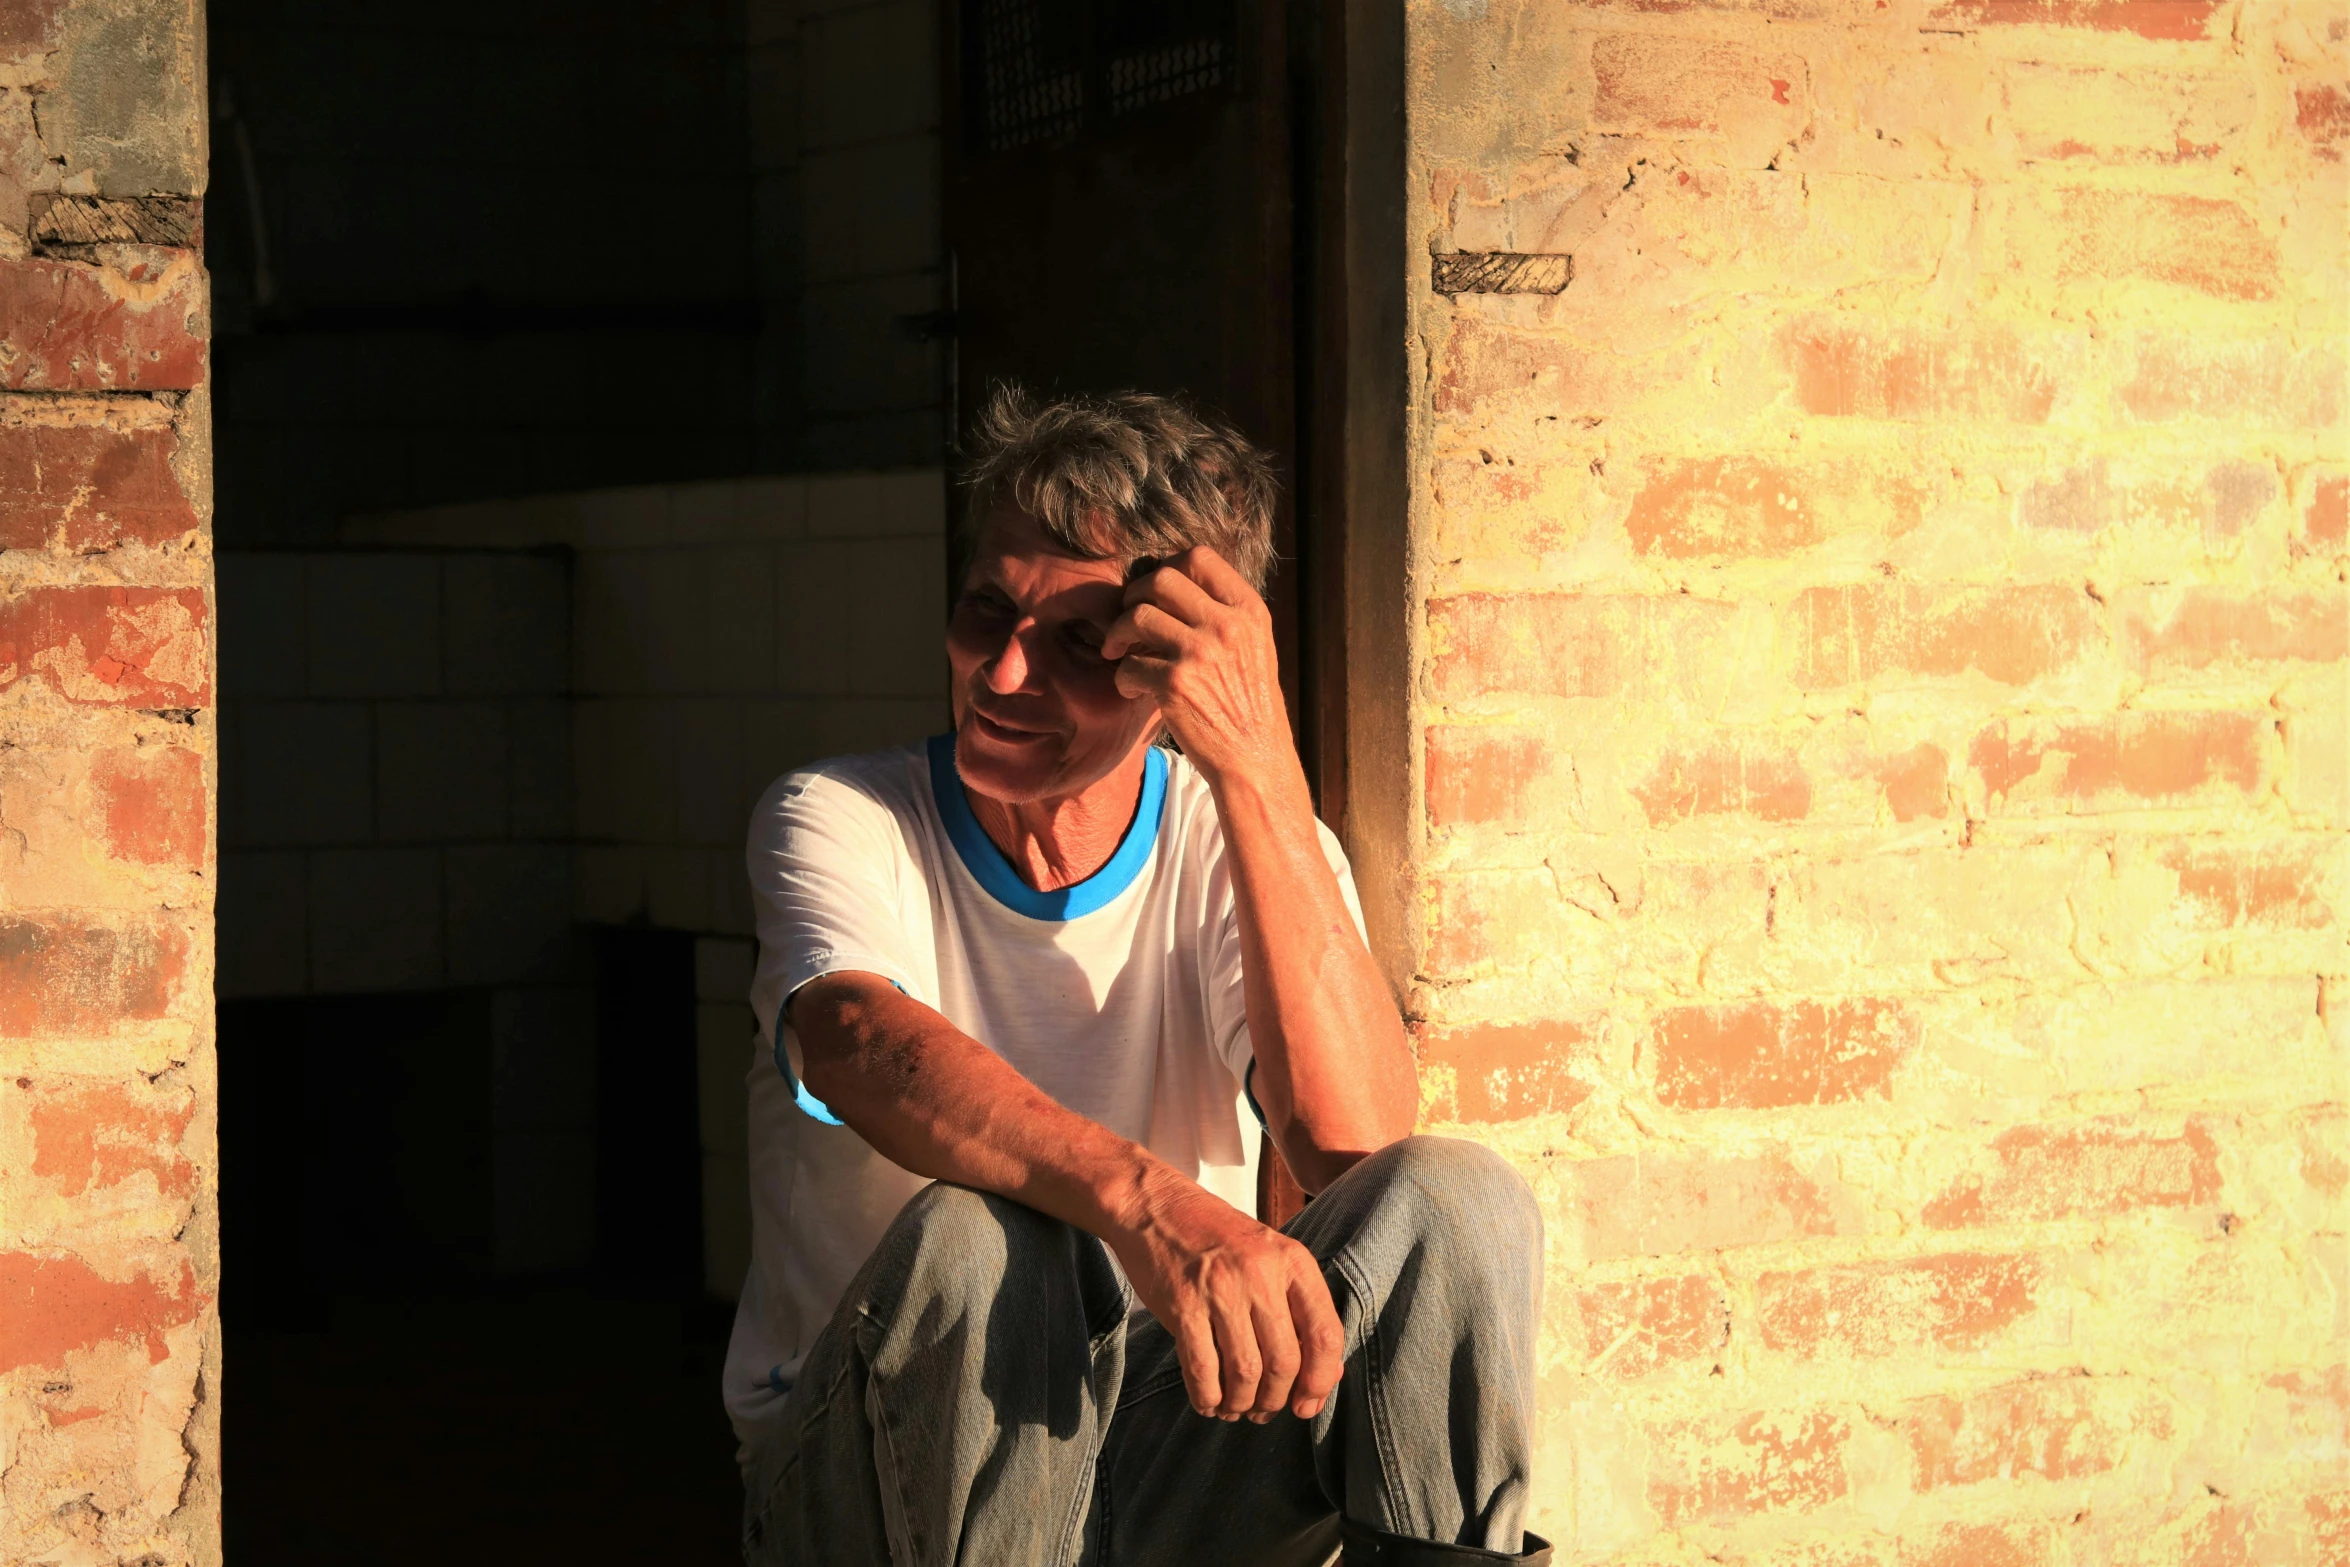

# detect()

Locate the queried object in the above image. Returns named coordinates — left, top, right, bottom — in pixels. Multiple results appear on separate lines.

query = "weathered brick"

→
left=1899, top=1523, right=2051, bottom=1567
left=1633, top=740, right=1810, bottom=826
left=2002, top=63, right=2252, bottom=164
left=0, top=0, right=63, bottom=51
left=1649, top=1407, right=1849, bottom=1526
left=0, top=586, right=211, bottom=707
left=0, top=257, right=206, bottom=392
left=28, top=1080, right=195, bottom=1200
left=1556, top=1151, right=1859, bottom=1264
left=1561, top=1273, right=1727, bottom=1380
left=0, top=1252, right=205, bottom=1374
left=0, top=424, right=200, bottom=551
left=1785, top=582, right=2100, bottom=691
left=1416, top=1018, right=1598, bottom=1123
left=1433, top=317, right=1703, bottom=421
left=88, top=745, right=206, bottom=868
left=2124, top=587, right=2348, bottom=672
left=1901, top=1376, right=2146, bottom=1490
left=2118, top=338, right=2345, bottom=429
left=1926, top=0, right=2220, bottom=38
left=1651, top=998, right=1914, bottom=1110
left=2011, top=189, right=2277, bottom=301
left=1756, top=1252, right=2042, bottom=1359
left=2159, top=840, right=2335, bottom=931
left=1622, top=457, right=1923, bottom=561
left=1429, top=592, right=1738, bottom=703
left=2013, top=457, right=2274, bottom=541
left=2304, top=475, right=2347, bottom=552
left=0, top=915, right=188, bottom=1036
left=1426, top=725, right=1546, bottom=828
left=1923, top=1118, right=2222, bottom=1228
left=1782, top=320, right=2057, bottom=424
left=1970, top=710, right=2268, bottom=811
left=1874, top=743, right=1949, bottom=822
left=1590, top=33, right=1805, bottom=144
left=2297, top=83, right=2350, bottom=155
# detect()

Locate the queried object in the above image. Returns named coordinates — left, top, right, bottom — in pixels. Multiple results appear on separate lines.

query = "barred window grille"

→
left=966, top=0, right=1236, bottom=153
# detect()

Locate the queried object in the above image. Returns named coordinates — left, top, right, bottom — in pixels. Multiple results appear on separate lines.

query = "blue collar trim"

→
left=926, top=732, right=1167, bottom=921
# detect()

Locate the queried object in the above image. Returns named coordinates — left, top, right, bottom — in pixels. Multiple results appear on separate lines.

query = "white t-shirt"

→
left=721, top=735, right=1365, bottom=1452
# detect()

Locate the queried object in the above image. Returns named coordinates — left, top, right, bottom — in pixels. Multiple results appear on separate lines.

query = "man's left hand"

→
left=1101, top=546, right=1294, bottom=794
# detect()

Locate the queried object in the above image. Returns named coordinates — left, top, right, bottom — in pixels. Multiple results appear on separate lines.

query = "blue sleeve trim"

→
left=1243, top=1059, right=1269, bottom=1134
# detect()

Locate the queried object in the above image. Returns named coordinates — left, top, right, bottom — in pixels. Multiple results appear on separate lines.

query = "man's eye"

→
left=957, top=590, right=1014, bottom=618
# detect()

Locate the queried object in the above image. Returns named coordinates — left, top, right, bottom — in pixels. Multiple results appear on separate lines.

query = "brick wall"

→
left=1404, top=0, right=2346, bottom=1556
left=0, top=2, right=220, bottom=1563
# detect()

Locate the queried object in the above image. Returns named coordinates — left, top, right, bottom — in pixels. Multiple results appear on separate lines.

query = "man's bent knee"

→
left=862, top=1182, right=1075, bottom=1320
left=1343, top=1135, right=1542, bottom=1258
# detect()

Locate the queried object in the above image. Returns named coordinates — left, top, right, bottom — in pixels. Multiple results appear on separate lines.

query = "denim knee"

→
left=1358, top=1135, right=1542, bottom=1265
left=865, top=1181, right=1069, bottom=1318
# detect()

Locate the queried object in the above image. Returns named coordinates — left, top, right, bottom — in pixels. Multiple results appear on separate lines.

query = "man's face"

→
left=945, top=507, right=1158, bottom=805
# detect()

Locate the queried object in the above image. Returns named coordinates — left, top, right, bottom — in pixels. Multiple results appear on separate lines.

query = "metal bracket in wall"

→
left=1430, top=251, right=1573, bottom=296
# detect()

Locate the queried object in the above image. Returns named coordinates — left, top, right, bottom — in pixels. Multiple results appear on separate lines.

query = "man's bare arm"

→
left=793, top=971, right=1344, bottom=1423
left=1104, top=549, right=1419, bottom=1192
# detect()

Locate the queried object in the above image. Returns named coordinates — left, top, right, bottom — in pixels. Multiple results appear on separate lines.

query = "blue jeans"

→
left=741, top=1137, right=1544, bottom=1566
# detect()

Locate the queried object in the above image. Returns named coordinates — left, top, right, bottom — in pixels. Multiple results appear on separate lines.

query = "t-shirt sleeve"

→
left=1204, top=815, right=1371, bottom=1104
left=746, top=766, right=926, bottom=1051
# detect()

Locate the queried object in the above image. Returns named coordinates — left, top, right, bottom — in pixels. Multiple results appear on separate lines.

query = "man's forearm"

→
left=795, top=973, right=1173, bottom=1241
left=1210, top=760, right=1419, bottom=1189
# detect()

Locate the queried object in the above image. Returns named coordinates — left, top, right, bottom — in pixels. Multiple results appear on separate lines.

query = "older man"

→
left=727, top=388, right=1549, bottom=1566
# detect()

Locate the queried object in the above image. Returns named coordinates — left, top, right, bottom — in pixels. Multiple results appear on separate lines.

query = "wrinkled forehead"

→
left=963, top=506, right=1143, bottom=594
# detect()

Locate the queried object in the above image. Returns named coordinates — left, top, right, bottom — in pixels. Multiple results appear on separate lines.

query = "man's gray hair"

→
left=959, top=384, right=1279, bottom=592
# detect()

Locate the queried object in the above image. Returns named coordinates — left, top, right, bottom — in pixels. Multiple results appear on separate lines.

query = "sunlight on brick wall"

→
left=1404, top=0, right=2347, bottom=1558
left=0, top=3, right=219, bottom=1562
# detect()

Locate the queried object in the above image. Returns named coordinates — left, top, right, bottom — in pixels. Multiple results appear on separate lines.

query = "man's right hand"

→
left=1105, top=1160, right=1345, bottom=1424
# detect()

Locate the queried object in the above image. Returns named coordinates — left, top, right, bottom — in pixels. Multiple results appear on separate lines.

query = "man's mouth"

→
left=967, top=706, right=1052, bottom=744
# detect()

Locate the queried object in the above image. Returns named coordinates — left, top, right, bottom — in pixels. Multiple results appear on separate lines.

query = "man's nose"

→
left=982, top=620, right=1040, bottom=693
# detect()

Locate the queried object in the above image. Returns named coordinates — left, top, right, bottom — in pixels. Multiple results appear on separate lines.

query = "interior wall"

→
left=1403, top=0, right=2347, bottom=1555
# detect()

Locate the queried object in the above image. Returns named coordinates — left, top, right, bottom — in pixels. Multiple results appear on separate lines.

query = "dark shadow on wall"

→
left=217, top=931, right=736, bottom=1567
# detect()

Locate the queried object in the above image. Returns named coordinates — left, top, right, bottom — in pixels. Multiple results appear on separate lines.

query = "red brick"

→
left=28, top=1080, right=195, bottom=1200
left=1623, top=458, right=1927, bottom=561
left=1785, top=582, right=2099, bottom=691
left=2308, top=1492, right=2350, bottom=1562
left=1902, top=1376, right=2140, bottom=1490
left=1652, top=998, right=1913, bottom=1110
left=2030, top=190, right=2276, bottom=302
left=1925, top=0, right=2219, bottom=38
left=0, top=257, right=206, bottom=391
left=1560, top=1151, right=1858, bottom=1262
left=1416, top=1018, right=1598, bottom=1123
left=1427, top=726, right=1546, bottom=828
left=2298, top=83, right=2350, bottom=152
left=0, top=915, right=189, bottom=1037
left=1433, top=318, right=1699, bottom=420
left=1591, top=33, right=1806, bottom=137
left=1757, top=1252, right=2042, bottom=1359
left=2305, top=476, right=2347, bottom=551
left=1899, top=1523, right=2050, bottom=1567
left=88, top=745, right=206, bottom=868
left=1923, top=1118, right=2222, bottom=1228
left=0, top=0, right=62, bottom=50
left=1563, top=1273, right=1727, bottom=1379
left=0, top=1251, right=205, bottom=1374
left=1429, top=592, right=1737, bottom=702
left=1633, top=740, right=1810, bottom=825
left=2126, top=588, right=2347, bottom=672
left=1970, top=710, right=2267, bottom=809
left=0, top=585, right=212, bottom=707
left=1875, top=743, right=1950, bottom=822
left=2119, top=338, right=2345, bottom=429
left=1782, top=320, right=2057, bottom=424
left=1650, top=1407, right=1850, bottom=1526
left=0, top=424, right=200, bottom=551
left=2160, top=840, right=2334, bottom=931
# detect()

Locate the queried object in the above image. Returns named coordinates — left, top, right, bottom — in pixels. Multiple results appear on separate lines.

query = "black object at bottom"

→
left=1339, top=1517, right=1555, bottom=1565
